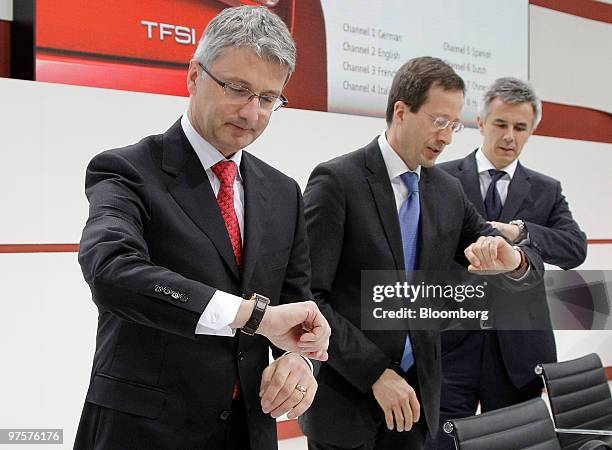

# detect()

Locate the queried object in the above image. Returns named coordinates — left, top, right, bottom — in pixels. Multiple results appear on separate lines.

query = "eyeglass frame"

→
left=198, top=62, right=288, bottom=112
left=420, top=110, right=464, bottom=133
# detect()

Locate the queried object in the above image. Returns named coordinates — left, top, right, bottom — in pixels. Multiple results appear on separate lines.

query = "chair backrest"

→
left=444, top=397, right=561, bottom=450
left=536, top=353, right=612, bottom=449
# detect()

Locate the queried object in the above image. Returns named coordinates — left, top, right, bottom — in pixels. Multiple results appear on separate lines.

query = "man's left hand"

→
left=259, top=353, right=317, bottom=419
left=464, top=235, right=522, bottom=274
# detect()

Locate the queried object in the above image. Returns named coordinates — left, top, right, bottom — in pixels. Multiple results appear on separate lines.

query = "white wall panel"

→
left=0, top=252, right=97, bottom=449
left=1, top=77, right=610, bottom=247
left=0, top=0, right=11, bottom=21
left=580, top=244, right=612, bottom=269
left=530, top=5, right=612, bottom=113
left=555, top=330, right=612, bottom=366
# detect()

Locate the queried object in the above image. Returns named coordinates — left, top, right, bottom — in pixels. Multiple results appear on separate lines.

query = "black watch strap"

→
left=241, top=293, right=269, bottom=336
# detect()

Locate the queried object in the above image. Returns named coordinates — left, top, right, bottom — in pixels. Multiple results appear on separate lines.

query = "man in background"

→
left=300, top=58, right=543, bottom=450
left=430, top=77, right=587, bottom=449
left=74, top=6, right=330, bottom=450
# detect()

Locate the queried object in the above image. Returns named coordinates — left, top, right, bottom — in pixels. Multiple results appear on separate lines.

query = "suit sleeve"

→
left=270, top=180, right=315, bottom=363
left=279, top=180, right=312, bottom=304
left=304, top=163, right=392, bottom=393
left=78, top=151, right=216, bottom=339
left=524, top=181, right=587, bottom=269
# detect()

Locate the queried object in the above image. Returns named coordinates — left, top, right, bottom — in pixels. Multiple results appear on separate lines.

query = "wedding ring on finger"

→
left=295, top=384, right=308, bottom=394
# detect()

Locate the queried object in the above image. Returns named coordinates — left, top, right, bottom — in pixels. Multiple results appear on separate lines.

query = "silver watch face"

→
left=511, top=220, right=526, bottom=239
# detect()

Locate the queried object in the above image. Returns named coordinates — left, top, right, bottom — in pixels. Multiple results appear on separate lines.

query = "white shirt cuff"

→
left=195, top=290, right=243, bottom=336
left=505, top=262, right=531, bottom=282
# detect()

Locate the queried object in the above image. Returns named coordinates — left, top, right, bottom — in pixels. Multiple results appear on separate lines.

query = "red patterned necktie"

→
left=211, top=161, right=242, bottom=271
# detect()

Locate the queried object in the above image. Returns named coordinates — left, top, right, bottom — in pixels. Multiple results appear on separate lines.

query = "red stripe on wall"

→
left=1, top=240, right=612, bottom=254
left=277, top=419, right=303, bottom=440
left=0, top=244, right=80, bottom=253
left=0, top=20, right=10, bottom=78
left=536, top=102, right=612, bottom=144
left=530, top=0, right=612, bottom=24
left=606, top=367, right=612, bottom=381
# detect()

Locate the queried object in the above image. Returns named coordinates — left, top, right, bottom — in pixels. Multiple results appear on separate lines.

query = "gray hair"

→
left=194, top=6, right=296, bottom=78
left=480, top=77, right=542, bottom=129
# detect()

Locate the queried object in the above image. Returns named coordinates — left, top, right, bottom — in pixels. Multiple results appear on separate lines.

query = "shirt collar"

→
left=475, top=147, right=517, bottom=179
left=378, top=131, right=421, bottom=181
left=181, top=113, right=243, bottom=178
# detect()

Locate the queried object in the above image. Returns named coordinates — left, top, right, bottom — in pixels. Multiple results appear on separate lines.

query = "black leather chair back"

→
left=537, top=353, right=612, bottom=450
left=444, top=398, right=561, bottom=449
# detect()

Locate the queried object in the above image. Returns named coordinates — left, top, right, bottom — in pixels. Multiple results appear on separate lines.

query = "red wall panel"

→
left=0, top=20, right=9, bottom=77
left=35, top=0, right=327, bottom=111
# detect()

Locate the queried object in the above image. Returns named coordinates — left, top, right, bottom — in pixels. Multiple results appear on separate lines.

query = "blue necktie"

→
left=484, top=169, right=506, bottom=221
left=399, top=172, right=419, bottom=372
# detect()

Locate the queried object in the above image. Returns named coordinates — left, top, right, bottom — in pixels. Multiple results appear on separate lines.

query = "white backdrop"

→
left=0, top=0, right=11, bottom=21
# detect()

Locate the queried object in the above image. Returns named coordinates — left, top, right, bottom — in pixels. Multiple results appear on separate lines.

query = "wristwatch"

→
left=510, top=245, right=529, bottom=276
left=509, top=219, right=528, bottom=243
left=241, top=293, right=270, bottom=336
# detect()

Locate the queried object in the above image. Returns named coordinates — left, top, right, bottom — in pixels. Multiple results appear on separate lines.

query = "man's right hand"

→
left=256, top=301, right=331, bottom=361
left=372, top=369, right=420, bottom=432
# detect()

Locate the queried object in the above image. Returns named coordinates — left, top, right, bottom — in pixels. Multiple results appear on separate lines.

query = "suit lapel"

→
left=499, top=162, right=530, bottom=222
left=162, top=120, right=240, bottom=280
left=457, top=150, right=486, bottom=218
left=240, top=152, right=268, bottom=291
left=365, top=142, right=405, bottom=270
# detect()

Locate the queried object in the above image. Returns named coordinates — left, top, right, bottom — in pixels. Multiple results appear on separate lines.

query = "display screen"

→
left=35, top=0, right=528, bottom=124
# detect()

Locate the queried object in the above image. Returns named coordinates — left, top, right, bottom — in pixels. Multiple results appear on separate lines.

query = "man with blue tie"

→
left=430, top=77, right=587, bottom=450
left=299, top=58, right=544, bottom=449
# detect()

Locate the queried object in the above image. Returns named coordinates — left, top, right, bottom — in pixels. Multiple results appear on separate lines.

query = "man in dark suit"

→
left=430, top=77, right=587, bottom=450
left=299, top=58, right=543, bottom=450
left=74, top=6, right=330, bottom=450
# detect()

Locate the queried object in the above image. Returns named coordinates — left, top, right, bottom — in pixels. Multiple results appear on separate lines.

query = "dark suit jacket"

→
left=75, top=120, right=311, bottom=450
left=298, top=139, right=543, bottom=447
left=438, top=150, right=587, bottom=388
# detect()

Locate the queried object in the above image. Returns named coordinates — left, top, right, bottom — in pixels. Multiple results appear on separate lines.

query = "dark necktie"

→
left=398, top=172, right=419, bottom=372
left=211, top=161, right=242, bottom=270
left=484, top=169, right=506, bottom=221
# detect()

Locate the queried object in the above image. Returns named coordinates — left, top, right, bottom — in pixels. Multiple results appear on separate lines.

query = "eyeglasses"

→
left=421, top=110, right=464, bottom=133
left=199, top=63, right=288, bottom=112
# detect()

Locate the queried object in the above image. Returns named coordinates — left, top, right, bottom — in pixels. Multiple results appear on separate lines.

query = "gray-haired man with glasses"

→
left=300, top=57, right=543, bottom=449
left=74, top=6, right=330, bottom=450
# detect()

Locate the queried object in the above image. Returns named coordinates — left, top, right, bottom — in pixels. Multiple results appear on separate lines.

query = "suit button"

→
left=171, top=292, right=180, bottom=300
left=179, top=294, right=188, bottom=303
left=219, top=410, right=230, bottom=421
left=238, top=352, right=244, bottom=361
left=163, top=287, right=171, bottom=295
left=154, top=285, right=162, bottom=293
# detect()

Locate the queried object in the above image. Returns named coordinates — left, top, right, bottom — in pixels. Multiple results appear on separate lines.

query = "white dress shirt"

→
left=475, top=147, right=517, bottom=206
left=378, top=132, right=421, bottom=212
left=181, top=114, right=244, bottom=336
